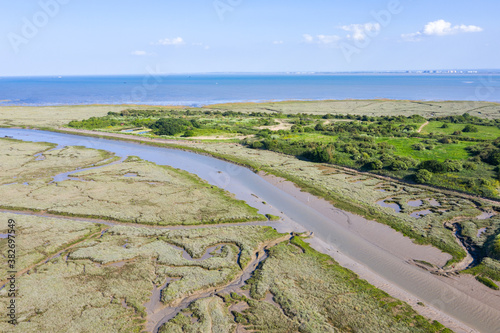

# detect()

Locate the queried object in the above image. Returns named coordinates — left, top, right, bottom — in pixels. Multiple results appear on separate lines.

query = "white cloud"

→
left=341, top=23, right=381, bottom=41
left=131, top=50, right=147, bottom=56
left=402, top=20, right=483, bottom=41
left=303, top=34, right=340, bottom=45
left=317, top=35, right=341, bottom=44
left=273, top=40, right=284, bottom=45
left=423, top=20, right=483, bottom=35
left=154, top=37, right=185, bottom=45
left=303, top=34, right=314, bottom=43
left=400, top=32, right=422, bottom=42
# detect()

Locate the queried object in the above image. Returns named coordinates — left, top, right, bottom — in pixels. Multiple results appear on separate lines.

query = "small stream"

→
left=147, top=247, right=271, bottom=333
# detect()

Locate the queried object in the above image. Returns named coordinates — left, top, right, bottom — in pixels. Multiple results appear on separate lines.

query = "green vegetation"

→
left=265, top=214, right=280, bottom=221
left=489, top=234, right=500, bottom=260
left=475, top=276, right=499, bottom=290
left=465, top=258, right=500, bottom=282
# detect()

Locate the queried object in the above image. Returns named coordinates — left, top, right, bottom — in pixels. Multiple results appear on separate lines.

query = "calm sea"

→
left=1, top=74, right=499, bottom=106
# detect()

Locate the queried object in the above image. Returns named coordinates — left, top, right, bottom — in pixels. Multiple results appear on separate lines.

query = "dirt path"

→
left=417, top=120, right=429, bottom=133
left=257, top=119, right=292, bottom=131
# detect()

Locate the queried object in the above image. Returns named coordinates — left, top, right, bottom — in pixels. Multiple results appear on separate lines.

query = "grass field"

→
left=422, top=121, right=500, bottom=140
left=375, top=137, right=476, bottom=161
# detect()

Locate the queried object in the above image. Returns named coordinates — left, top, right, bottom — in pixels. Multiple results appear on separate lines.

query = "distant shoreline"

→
left=1, top=98, right=500, bottom=108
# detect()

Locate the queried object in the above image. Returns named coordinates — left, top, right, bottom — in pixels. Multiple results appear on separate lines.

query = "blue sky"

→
left=1, top=0, right=499, bottom=76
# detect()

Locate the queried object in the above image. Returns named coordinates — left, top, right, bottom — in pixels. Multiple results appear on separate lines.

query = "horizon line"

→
left=2, top=69, right=500, bottom=78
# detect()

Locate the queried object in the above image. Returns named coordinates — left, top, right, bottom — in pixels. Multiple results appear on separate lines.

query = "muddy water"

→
left=51, top=156, right=125, bottom=182
left=1, top=129, right=500, bottom=333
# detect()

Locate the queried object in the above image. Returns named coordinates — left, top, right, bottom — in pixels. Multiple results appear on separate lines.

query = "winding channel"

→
left=1, top=129, right=500, bottom=333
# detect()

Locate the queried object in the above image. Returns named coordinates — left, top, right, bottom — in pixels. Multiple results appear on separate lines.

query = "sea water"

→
left=1, top=73, right=499, bottom=106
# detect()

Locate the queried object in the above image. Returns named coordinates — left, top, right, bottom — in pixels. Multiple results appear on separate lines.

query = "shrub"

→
left=415, top=169, right=432, bottom=183
left=441, top=123, right=449, bottom=129
left=182, top=130, right=196, bottom=137
left=489, top=235, right=500, bottom=260
left=463, top=124, right=479, bottom=133
left=438, top=137, right=454, bottom=144
left=411, top=143, right=425, bottom=151
left=463, top=161, right=478, bottom=170
left=443, top=159, right=463, bottom=172
left=487, top=150, right=500, bottom=165
left=252, top=141, right=264, bottom=149
left=368, top=160, right=383, bottom=170
left=419, top=160, right=445, bottom=173
left=150, top=118, right=190, bottom=136
left=390, top=160, right=408, bottom=171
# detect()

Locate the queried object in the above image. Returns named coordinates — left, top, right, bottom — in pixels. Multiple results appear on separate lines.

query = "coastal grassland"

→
left=0, top=213, right=103, bottom=281
left=0, top=224, right=284, bottom=332
left=0, top=140, right=263, bottom=225
left=0, top=138, right=115, bottom=186
left=206, top=100, right=500, bottom=118
left=159, top=296, right=235, bottom=333
left=2, top=100, right=498, bottom=129
left=0, top=105, right=181, bottom=128
left=236, top=237, right=451, bottom=333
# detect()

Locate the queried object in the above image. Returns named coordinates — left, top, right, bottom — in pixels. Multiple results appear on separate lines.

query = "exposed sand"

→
left=257, top=119, right=292, bottom=131
left=261, top=172, right=452, bottom=266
